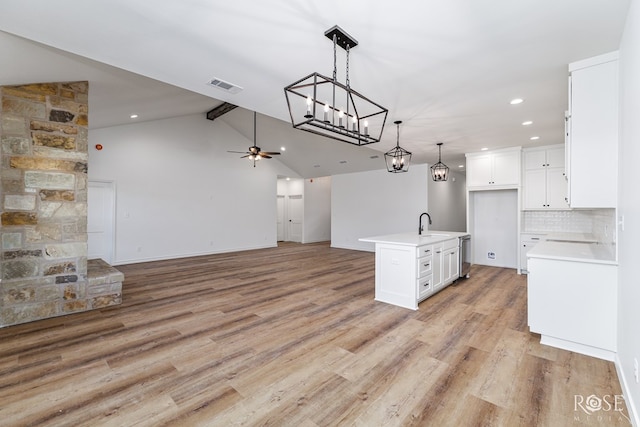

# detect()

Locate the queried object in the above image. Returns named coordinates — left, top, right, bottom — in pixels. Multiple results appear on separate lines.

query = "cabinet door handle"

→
left=436, top=251, right=441, bottom=254
left=423, top=282, right=430, bottom=287
left=424, top=263, right=430, bottom=267
left=451, top=251, right=455, bottom=254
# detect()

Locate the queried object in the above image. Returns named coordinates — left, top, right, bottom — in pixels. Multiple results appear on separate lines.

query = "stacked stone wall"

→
left=0, top=81, right=96, bottom=327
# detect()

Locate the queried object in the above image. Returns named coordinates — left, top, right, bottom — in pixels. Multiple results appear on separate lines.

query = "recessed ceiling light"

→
left=286, top=177, right=291, bottom=181
left=522, top=120, right=533, bottom=126
left=481, top=147, right=488, bottom=151
left=510, top=98, right=524, bottom=105
left=530, top=136, right=540, bottom=140
left=458, top=165, right=464, bottom=168
left=130, top=114, right=138, bottom=119
left=280, top=146, right=286, bottom=151
left=339, top=160, right=347, bottom=164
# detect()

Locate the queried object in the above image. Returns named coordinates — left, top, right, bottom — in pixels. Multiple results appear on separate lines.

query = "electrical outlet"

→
left=634, top=358, right=639, bottom=383
left=487, top=252, right=496, bottom=260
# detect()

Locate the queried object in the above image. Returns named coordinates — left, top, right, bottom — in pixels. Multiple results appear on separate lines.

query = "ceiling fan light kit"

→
left=284, top=25, right=388, bottom=146
left=228, top=112, right=281, bottom=167
left=430, top=142, right=449, bottom=181
left=384, top=120, right=412, bottom=173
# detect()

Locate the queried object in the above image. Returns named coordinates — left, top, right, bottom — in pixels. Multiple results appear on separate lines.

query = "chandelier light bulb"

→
left=305, top=96, right=313, bottom=118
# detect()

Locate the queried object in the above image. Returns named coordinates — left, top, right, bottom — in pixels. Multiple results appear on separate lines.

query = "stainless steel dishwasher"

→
left=459, top=235, right=471, bottom=279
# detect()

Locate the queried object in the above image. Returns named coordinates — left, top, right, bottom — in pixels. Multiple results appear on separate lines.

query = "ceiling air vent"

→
left=207, top=77, right=243, bottom=94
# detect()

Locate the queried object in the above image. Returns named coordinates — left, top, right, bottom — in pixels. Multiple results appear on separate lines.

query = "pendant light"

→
left=284, top=25, right=388, bottom=146
left=431, top=142, right=449, bottom=181
left=384, top=121, right=412, bottom=173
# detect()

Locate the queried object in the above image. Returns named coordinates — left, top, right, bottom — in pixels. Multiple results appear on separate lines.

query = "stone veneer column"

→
left=0, top=81, right=98, bottom=327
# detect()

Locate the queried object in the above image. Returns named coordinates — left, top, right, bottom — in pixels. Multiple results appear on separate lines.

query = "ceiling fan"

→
left=228, top=111, right=281, bottom=167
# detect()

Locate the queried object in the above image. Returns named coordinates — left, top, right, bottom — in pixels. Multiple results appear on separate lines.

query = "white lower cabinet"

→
left=527, top=257, right=617, bottom=361
left=442, top=241, right=460, bottom=287
left=519, top=233, right=545, bottom=273
left=431, top=242, right=443, bottom=291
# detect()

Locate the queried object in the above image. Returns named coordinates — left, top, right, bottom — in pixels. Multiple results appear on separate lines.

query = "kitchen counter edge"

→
left=359, top=231, right=470, bottom=247
left=527, top=241, right=617, bottom=265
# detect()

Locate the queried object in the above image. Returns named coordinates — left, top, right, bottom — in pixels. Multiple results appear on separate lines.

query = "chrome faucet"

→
left=419, top=212, right=432, bottom=235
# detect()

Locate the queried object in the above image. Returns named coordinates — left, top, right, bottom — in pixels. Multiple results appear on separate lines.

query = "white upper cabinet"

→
left=566, top=52, right=618, bottom=208
left=522, top=145, right=569, bottom=210
left=466, top=147, right=521, bottom=190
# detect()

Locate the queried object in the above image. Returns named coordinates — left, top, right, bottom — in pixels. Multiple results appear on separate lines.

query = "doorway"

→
left=87, top=181, right=116, bottom=264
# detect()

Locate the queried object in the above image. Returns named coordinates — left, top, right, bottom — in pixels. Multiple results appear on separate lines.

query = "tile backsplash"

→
left=522, top=209, right=616, bottom=245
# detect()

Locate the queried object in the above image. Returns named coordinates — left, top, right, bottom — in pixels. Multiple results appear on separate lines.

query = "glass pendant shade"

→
left=430, top=142, right=449, bottom=181
left=385, top=120, right=411, bottom=173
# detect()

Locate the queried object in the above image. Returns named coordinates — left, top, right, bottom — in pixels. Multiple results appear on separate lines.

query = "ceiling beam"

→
left=206, top=102, right=237, bottom=121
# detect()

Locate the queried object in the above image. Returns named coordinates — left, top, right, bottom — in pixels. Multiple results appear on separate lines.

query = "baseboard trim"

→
left=615, top=354, right=639, bottom=427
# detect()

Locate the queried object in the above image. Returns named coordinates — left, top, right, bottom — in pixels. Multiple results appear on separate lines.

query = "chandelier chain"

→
left=332, top=34, right=338, bottom=82
left=346, top=44, right=350, bottom=89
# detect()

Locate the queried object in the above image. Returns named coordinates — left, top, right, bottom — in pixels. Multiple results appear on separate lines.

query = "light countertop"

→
left=527, top=241, right=616, bottom=265
left=359, top=230, right=469, bottom=247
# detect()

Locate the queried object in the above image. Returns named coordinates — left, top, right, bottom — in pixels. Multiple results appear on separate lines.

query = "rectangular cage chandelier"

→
left=284, top=25, right=388, bottom=146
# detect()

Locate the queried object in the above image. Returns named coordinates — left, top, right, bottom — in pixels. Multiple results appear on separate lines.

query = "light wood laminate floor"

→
left=0, top=242, right=631, bottom=426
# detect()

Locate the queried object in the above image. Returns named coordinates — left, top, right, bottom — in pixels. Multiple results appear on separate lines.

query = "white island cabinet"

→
left=360, top=232, right=469, bottom=310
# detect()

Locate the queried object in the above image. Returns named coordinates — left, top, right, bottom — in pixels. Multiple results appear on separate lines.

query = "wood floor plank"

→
left=0, top=242, right=630, bottom=426
left=468, top=328, right=531, bottom=408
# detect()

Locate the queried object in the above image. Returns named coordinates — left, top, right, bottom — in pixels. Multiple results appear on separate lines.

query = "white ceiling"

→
left=0, top=0, right=631, bottom=178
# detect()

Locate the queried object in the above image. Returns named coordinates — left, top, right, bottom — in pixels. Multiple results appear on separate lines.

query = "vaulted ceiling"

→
left=0, top=1, right=631, bottom=178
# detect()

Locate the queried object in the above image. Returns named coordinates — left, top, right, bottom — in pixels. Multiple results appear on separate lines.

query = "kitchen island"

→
left=360, top=231, right=470, bottom=310
left=527, top=238, right=617, bottom=361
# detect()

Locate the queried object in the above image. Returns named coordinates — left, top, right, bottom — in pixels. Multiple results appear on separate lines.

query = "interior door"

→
left=288, top=194, right=303, bottom=243
left=277, top=195, right=285, bottom=241
left=87, top=181, right=115, bottom=264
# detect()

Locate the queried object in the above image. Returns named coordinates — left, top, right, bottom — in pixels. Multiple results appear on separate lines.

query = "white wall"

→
left=304, top=176, right=331, bottom=243
left=88, top=113, right=298, bottom=265
left=617, top=1, right=640, bottom=423
left=469, top=190, right=518, bottom=268
left=331, top=164, right=429, bottom=251
left=427, top=170, right=467, bottom=232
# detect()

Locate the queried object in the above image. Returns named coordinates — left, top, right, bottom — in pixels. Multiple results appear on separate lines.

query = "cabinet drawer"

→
left=417, top=245, right=433, bottom=258
left=521, top=233, right=545, bottom=242
left=417, top=275, right=433, bottom=300
left=417, top=256, right=433, bottom=277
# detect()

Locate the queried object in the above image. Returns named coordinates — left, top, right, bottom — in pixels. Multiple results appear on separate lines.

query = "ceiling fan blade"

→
left=259, top=152, right=280, bottom=155
left=228, top=150, right=249, bottom=154
left=260, top=154, right=272, bottom=159
left=239, top=154, right=250, bottom=158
